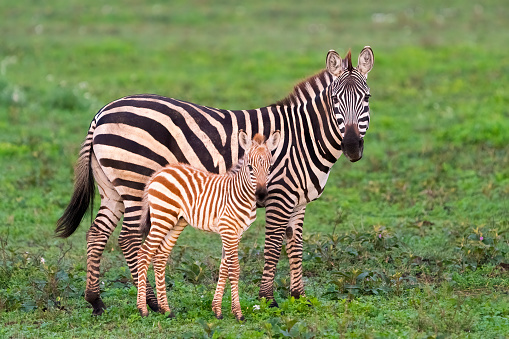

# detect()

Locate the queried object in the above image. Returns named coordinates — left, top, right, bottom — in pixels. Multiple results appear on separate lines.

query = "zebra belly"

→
left=178, top=182, right=226, bottom=234
left=181, top=206, right=222, bottom=234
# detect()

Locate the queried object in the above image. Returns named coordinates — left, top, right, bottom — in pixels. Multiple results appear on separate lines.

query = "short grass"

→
left=1, top=0, right=508, bottom=338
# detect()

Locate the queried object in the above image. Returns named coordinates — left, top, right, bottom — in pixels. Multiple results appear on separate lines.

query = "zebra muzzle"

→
left=255, top=187, right=268, bottom=205
left=342, top=125, right=364, bottom=162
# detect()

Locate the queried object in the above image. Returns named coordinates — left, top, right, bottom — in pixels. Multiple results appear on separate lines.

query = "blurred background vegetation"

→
left=0, top=0, right=508, bottom=337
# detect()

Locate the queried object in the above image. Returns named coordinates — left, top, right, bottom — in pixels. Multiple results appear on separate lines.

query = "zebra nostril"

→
left=359, top=138, right=364, bottom=148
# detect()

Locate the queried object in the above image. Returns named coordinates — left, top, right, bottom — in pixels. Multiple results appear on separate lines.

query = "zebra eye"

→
left=365, top=94, right=371, bottom=101
left=332, top=96, right=339, bottom=104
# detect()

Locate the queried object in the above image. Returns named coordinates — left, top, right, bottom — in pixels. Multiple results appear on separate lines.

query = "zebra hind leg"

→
left=212, top=246, right=228, bottom=319
left=84, top=196, right=124, bottom=316
left=152, top=223, right=185, bottom=318
left=118, top=204, right=160, bottom=313
left=83, top=152, right=126, bottom=315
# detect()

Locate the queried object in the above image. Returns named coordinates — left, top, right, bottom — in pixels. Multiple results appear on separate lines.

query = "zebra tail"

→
left=139, top=189, right=151, bottom=238
left=55, top=122, right=96, bottom=238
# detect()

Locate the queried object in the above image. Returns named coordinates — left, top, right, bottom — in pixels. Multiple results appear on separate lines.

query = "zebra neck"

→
left=302, top=87, right=343, bottom=162
left=271, top=84, right=343, bottom=165
left=249, top=76, right=343, bottom=204
left=235, top=90, right=341, bottom=165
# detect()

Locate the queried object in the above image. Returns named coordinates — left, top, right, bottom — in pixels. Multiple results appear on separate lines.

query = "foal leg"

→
left=152, top=223, right=185, bottom=317
left=137, top=213, right=178, bottom=317
left=118, top=203, right=159, bottom=313
left=224, top=235, right=243, bottom=321
left=212, top=246, right=228, bottom=319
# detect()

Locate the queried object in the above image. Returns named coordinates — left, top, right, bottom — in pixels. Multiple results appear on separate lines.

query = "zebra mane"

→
left=343, top=50, right=353, bottom=72
left=272, top=69, right=333, bottom=107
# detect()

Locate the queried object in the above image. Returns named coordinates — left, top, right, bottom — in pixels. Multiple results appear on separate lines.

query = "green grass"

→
left=1, top=0, right=508, bottom=338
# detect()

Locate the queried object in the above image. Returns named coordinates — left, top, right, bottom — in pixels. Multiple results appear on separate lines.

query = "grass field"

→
left=1, top=0, right=508, bottom=337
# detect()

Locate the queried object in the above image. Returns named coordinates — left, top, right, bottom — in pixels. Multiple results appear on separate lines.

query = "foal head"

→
left=239, top=130, right=281, bottom=204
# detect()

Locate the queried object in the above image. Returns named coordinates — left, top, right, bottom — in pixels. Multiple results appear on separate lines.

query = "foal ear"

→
left=266, top=130, right=281, bottom=152
left=326, top=50, right=343, bottom=78
left=238, top=130, right=251, bottom=150
left=357, top=46, right=374, bottom=77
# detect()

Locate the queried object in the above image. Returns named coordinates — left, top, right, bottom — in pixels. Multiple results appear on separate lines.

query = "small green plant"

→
left=238, top=243, right=263, bottom=263
left=456, top=227, right=508, bottom=269
left=28, top=242, right=77, bottom=311
left=194, top=318, right=223, bottom=338
left=324, top=268, right=387, bottom=299
left=0, top=236, right=78, bottom=313
left=324, top=268, right=417, bottom=299
left=263, top=316, right=317, bottom=338
left=303, top=225, right=407, bottom=271
left=274, top=276, right=290, bottom=298
left=177, top=260, right=208, bottom=284
left=389, top=272, right=417, bottom=296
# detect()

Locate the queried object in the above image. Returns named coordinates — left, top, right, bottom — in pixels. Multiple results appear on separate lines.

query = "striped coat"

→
left=137, top=132, right=280, bottom=320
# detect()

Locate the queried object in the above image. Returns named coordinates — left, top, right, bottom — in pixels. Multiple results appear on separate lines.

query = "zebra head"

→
left=326, top=46, right=374, bottom=162
left=239, top=130, right=281, bottom=204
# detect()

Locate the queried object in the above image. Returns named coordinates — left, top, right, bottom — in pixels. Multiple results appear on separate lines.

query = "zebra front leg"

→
left=224, top=236, right=243, bottom=321
left=258, top=204, right=291, bottom=308
left=285, top=207, right=306, bottom=299
left=212, top=246, right=228, bottom=319
left=119, top=204, right=159, bottom=313
left=85, top=197, right=124, bottom=316
left=152, top=223, right=185, bottom=318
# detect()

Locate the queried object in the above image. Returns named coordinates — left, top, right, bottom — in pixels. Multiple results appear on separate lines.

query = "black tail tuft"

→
left=55, top=139, right=95, bottom=238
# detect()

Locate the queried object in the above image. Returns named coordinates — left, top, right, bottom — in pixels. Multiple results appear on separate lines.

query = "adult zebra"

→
left=56, top=47, right=374, bottom=315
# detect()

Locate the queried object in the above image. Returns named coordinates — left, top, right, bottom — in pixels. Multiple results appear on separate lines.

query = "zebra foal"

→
left=137, top=131, right=281, bottom=320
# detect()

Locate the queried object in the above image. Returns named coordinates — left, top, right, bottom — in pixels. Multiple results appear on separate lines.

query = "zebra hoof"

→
left=215, top=313, right=223, bottom=320
left=139, top=309, right=149, bottom=317
left=91, top=307, right=105, bottom=316
left=91, top=299, right=106, bottom=316
left=236, top=315, right=245, bottom=322
left=268, top=299, right=279, bottom=308
left=166, top=311, right=175, bottom=319
left=148, top=300, right=160, bottom=313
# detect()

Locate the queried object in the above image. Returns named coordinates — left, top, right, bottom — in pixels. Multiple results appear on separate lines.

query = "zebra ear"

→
left=357, top=46, right=374, bottom=77
left=238, top=130, right=251, bottom=150
left=267, top=130, right=281, bottom=152
left=326, top=50, right=343, bottom=78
